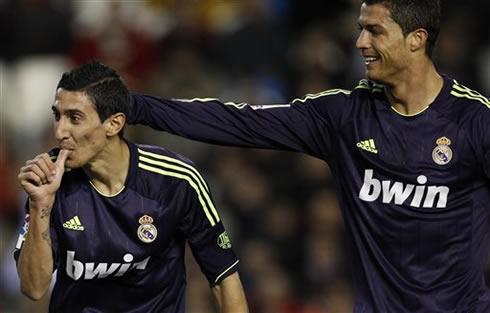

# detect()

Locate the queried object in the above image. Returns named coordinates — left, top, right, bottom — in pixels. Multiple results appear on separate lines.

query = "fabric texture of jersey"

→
left=14, top=141, right=239, bottom=313
left=129, top=76, right=490, bottom=313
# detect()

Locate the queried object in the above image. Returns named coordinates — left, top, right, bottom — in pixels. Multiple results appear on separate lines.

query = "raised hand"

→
left=18, top=149, right=71, bottom=212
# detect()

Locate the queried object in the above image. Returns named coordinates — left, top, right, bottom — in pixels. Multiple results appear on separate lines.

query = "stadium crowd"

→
left=1, top=0, right=489, bottom=312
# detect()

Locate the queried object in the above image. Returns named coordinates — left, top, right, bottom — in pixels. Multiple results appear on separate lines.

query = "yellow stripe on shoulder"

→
left=138, top=148, right=219, bottom=226
left=451, top=81, right=490, bottom=108
left=138, top=148, right=209, bottom=192
left=138, top=162, right=219, bottom=226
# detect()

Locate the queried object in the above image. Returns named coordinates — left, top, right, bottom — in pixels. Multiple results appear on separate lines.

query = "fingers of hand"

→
left=18, top=170, right=43, bottom=187
left=21, top=154, right=55, bottom=185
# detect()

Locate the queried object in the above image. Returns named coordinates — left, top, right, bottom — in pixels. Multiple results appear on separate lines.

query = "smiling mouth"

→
left=364, top=57, right=380, bottom=65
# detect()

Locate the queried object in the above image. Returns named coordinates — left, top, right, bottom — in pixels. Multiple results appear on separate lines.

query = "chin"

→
left=366, top=70, right=377, bottom=80
left=65, top=159, right=81, bottom=169
left=64, top=160, right=74, bottom=169
left=366, top=71, right=386, bottom=84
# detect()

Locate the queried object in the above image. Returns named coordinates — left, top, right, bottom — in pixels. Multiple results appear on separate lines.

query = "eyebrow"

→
left=358, top=22, right=384, bottom=31
left=51, top=105, right=84, bottom=116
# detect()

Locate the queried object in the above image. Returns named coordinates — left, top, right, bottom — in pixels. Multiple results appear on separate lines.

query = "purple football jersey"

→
left=129, top=76, right=490, bottom=313
left=14, top=142, right=239, bottom=313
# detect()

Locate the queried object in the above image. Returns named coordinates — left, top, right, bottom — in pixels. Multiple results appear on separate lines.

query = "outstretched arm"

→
left=130, top=92, right=349, bottom=158
left=212, top=272, right=248, bottom=313
left=16, top=150, right=70, bottom=300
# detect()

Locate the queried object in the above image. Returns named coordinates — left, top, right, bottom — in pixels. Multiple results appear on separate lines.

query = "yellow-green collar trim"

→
left=390, top=105, right=430, bottom=117
left=88, top=180, right=125, bottom=197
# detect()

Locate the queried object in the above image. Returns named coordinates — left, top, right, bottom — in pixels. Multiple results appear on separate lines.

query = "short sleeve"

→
left=177, top=175, right=239, bottom=286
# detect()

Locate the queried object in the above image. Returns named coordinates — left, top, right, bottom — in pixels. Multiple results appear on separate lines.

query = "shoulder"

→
left=136, top=144, right=197, bottom=167
left=447, top=79, right=490, bottom=114
left=437, top=79, right=490, bottom=149
left=290, top=79, right=382, bottom=125
left=441, top=79, right=490, bottom=126
left=135, top=144, right=208, bottom=190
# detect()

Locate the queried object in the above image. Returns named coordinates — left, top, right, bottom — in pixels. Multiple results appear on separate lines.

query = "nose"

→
left=356, top=30, right=369, bottom=50
left=54, top=118, right=69, bottom=142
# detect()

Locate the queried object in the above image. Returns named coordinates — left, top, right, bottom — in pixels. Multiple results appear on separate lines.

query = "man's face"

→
left=356, top=3, right=411, bottom=83
left=52, top=89, right=109, bottom=168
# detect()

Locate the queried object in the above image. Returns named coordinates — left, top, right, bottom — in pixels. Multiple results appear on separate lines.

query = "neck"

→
left=384, top=60, right=444, bottom=115
left=83, top=137, right=130, bottom=196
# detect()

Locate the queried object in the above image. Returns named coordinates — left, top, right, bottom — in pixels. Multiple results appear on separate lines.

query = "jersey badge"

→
left=432, top=137, right=453, bottom=166
left=63, top=215, right=85, bottom=231
left=217, top=231, right=232, bottom=249
left=137, top=215, right=158, bottom=243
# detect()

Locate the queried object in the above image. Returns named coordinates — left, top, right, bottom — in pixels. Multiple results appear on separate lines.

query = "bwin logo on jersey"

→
left=358, top=169, right=449, bottom=208
left=66, top=251, right=150, bottom=280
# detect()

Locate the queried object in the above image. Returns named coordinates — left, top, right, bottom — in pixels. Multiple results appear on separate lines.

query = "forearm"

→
left=212, top=272, right=248, bottom=313
left=17, top=201, right=54, bottom=301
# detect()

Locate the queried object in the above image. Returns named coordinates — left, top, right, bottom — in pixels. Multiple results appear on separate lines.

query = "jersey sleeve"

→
left=481, top=112, right=490, bottom=179
left=177, top=169, right=240, bottom=286
left=130, top=90, right=353, bottom=159
left=13, top=200, right=59, bottom=271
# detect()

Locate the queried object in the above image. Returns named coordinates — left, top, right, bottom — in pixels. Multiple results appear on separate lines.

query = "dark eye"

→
left=53, top=111, right=60, bottom=121
left=70, top=114, right=81, bottom=123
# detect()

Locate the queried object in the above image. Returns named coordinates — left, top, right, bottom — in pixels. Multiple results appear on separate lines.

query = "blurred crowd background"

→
left=0, top=0, right=489, bottom=312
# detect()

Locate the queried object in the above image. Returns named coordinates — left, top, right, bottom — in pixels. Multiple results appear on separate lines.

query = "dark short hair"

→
left=56, top=61, right=131, bottom=137
left=362, top=0, right=440, bottom=59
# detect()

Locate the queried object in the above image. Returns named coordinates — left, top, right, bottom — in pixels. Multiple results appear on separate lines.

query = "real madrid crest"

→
left=137, top=215, right=157, bottom=244
left=432, top=137, right=453, bottom=166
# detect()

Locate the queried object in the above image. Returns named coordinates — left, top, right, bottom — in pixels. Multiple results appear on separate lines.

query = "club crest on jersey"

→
left=217, top=231, right=232, bottom=249
left=432, top=137, right=453, bottom=166
left=137, top=215, right=157, bottom=244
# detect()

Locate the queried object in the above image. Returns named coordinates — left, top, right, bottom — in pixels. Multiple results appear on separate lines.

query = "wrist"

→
left=29, top=198, right=55, bottom=219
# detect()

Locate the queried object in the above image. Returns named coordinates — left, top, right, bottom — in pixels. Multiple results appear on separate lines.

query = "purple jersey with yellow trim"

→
left=129, top=76, right=490, bottom=313
left=14, top=141, right=239, bottom=313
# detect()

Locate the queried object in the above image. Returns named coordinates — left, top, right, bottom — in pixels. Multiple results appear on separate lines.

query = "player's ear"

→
left=408, top=28, right=428, bottom=54
left=105, top=113, right=126, bottom=137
